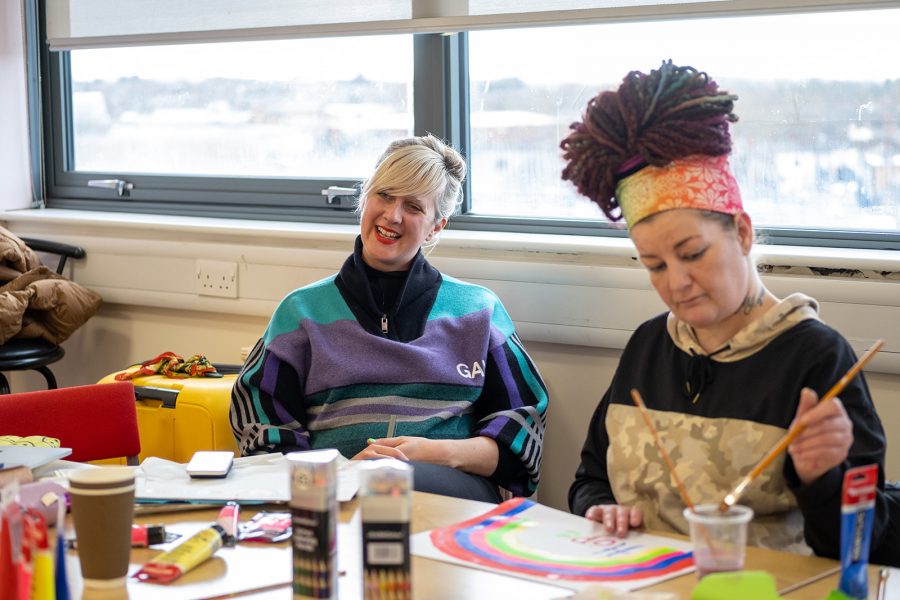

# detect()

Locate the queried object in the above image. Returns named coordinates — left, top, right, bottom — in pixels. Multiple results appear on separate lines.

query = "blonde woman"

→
left=231, top=135, right=548, bottom=502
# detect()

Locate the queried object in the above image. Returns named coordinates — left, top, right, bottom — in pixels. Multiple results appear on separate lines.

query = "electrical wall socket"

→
left=196, top=259, right=238, bottom=298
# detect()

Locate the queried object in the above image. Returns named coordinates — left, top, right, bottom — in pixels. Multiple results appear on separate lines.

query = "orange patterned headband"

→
left=616, top=154, right=743, bottom=229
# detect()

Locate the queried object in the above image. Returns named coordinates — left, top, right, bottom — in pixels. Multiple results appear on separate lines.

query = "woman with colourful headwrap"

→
left=562, top=61, right=896, bottom=563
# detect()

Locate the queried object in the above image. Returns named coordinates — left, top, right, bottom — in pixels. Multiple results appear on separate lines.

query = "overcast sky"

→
left=71, top=9, right=898, bottom=85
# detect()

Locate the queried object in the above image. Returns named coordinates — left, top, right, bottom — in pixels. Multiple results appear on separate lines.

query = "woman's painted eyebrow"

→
left=638, top=235, right=702, bottom=260
left=673, top=235, right=702, bottom=250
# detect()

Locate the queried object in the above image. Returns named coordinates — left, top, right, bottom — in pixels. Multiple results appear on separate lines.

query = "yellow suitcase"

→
left=98, top=367, right=240, bottom=463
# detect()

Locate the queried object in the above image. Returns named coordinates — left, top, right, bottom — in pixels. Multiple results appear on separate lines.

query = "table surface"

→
left=62, top=492, right=879, bottom=600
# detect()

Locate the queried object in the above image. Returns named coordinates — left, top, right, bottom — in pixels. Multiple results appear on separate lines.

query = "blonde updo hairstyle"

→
left=357, top=134, right=467, bottom=249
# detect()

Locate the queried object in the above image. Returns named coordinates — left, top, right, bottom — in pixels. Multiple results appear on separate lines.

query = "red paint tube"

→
left=132, top=524, right=168, bottom=547
left=69, top=523, right=170, bottom=550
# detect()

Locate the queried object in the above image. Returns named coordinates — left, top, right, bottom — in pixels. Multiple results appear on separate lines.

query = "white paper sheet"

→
left=0, top=446, right=71, bottom=469
left=135, top=453, right=360, bottom=503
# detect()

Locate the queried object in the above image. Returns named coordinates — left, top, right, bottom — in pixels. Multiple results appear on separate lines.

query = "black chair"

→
left=0, top=237, right=87, bottom=394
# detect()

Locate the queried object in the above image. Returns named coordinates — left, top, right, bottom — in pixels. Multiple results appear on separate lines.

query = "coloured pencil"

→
left=387, top=414, right=398, bottom=438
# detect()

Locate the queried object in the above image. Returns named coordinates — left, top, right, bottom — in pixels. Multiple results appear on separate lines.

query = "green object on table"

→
left=691, top=571, right=783, bottom=600
left=824, top=590, right=854, bottom=600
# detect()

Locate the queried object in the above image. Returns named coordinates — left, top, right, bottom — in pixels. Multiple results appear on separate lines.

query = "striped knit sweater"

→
left=230, top=238, right=549, bottom=496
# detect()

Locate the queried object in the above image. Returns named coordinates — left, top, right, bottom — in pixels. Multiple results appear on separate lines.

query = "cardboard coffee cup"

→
left=68, top=467, right=136, bottom=588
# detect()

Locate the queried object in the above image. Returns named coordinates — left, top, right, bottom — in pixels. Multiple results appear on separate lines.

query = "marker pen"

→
left=216, top=501, right=240, bottom=546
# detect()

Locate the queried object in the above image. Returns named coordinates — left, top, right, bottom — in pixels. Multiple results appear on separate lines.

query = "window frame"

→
left=28, top=0, right=900, bottom=249
left=38, top=34, right=446, bottom=223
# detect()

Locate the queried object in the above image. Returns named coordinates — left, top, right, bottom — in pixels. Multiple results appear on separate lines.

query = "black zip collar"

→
left=334, top=236, right=442, bottom=342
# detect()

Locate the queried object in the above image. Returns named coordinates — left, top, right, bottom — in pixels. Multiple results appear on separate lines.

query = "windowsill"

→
left=3, top=207, right=899, bottom=272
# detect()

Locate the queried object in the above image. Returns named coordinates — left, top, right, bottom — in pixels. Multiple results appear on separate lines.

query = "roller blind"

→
left=45, top=0, right=899, bottom=50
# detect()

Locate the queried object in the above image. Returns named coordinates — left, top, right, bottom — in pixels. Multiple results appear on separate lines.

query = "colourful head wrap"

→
left=616, top=154, right=743, bottom=229
left=559, top=62, right=740, bottom=225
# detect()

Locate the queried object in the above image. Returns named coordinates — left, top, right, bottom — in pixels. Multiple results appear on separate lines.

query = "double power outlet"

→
left=196, top=259, right=238, bottom=298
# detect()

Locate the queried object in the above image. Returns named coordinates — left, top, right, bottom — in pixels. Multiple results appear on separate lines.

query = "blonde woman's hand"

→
left=351, top=437, right=410, bottom=461
left=365, top=436, right=437, bottom=463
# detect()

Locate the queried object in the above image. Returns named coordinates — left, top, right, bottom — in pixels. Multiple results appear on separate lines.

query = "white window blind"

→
left=46, top=0, right=900, bottom=50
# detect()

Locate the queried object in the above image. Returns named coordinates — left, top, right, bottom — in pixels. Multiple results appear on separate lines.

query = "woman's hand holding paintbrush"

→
left=719, top=339, right=884, bottom=512
left=788, top=386, right=853, bottom=484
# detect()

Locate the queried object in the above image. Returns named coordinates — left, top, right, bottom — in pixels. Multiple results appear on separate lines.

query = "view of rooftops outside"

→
left=70, top=9, right=900, bottom=231
left=70, top=36, right=415, bottom=181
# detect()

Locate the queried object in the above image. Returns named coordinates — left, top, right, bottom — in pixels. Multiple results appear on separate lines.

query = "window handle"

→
left=321, top=186, right=357, bottom=206
left=88, top=178, right=134, bottom=197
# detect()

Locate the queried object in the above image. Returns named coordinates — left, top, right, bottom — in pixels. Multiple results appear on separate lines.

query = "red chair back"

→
left=0, top=381, right=140, bottom=463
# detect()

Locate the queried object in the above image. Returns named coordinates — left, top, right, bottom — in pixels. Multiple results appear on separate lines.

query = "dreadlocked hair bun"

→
left=560, top=60, right=738, bottom=221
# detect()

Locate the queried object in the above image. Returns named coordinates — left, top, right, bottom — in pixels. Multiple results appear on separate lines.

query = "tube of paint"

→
left=131, top=524, right=168, bottom=548
left=288, top=449, right=339, bottom=600
left=838, top=464, right=877, bottom=600
left=67, top=524, right=170, bottom=550
left=133, top=523, right=226, bottom=584
left=359, top=458, right=412, bottom=600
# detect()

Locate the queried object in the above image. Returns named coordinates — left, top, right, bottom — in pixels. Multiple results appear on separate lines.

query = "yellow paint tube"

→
left=134, top=523, right=225, bottom=584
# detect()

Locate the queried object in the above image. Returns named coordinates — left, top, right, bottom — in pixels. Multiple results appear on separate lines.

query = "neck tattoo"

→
left=741, top=287, right=765, bottom=315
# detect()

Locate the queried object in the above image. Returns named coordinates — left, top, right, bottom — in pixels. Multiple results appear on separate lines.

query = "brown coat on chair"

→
left=0, top=227, right=102, bottom=345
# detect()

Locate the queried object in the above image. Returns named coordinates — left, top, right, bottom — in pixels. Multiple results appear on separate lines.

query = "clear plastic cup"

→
left=683, top=504, right=753, bottom=579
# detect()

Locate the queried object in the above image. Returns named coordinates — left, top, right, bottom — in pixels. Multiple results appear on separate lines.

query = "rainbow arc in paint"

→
left=430, top=498, right=694, bottom=582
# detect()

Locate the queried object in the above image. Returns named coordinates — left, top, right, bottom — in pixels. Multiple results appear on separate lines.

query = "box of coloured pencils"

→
left=359, top=458, right=412, bottom=600
left=288, top=449, right=339, bottom=600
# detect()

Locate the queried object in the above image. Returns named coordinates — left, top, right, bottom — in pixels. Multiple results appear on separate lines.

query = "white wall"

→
left=6, top=292, right=900, bottom=513
left=1, top=0, right=32, bottom=212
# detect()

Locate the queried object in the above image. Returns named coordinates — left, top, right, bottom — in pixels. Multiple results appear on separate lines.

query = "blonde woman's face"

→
left=359, top=190, right=445, bottom=271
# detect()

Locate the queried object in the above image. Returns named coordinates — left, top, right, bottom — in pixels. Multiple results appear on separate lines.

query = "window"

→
left=34, top=2, right=900, bottom=247
left=467, top=9, right=900, bottom=238
left=69, top=38, right=414, bottom=179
